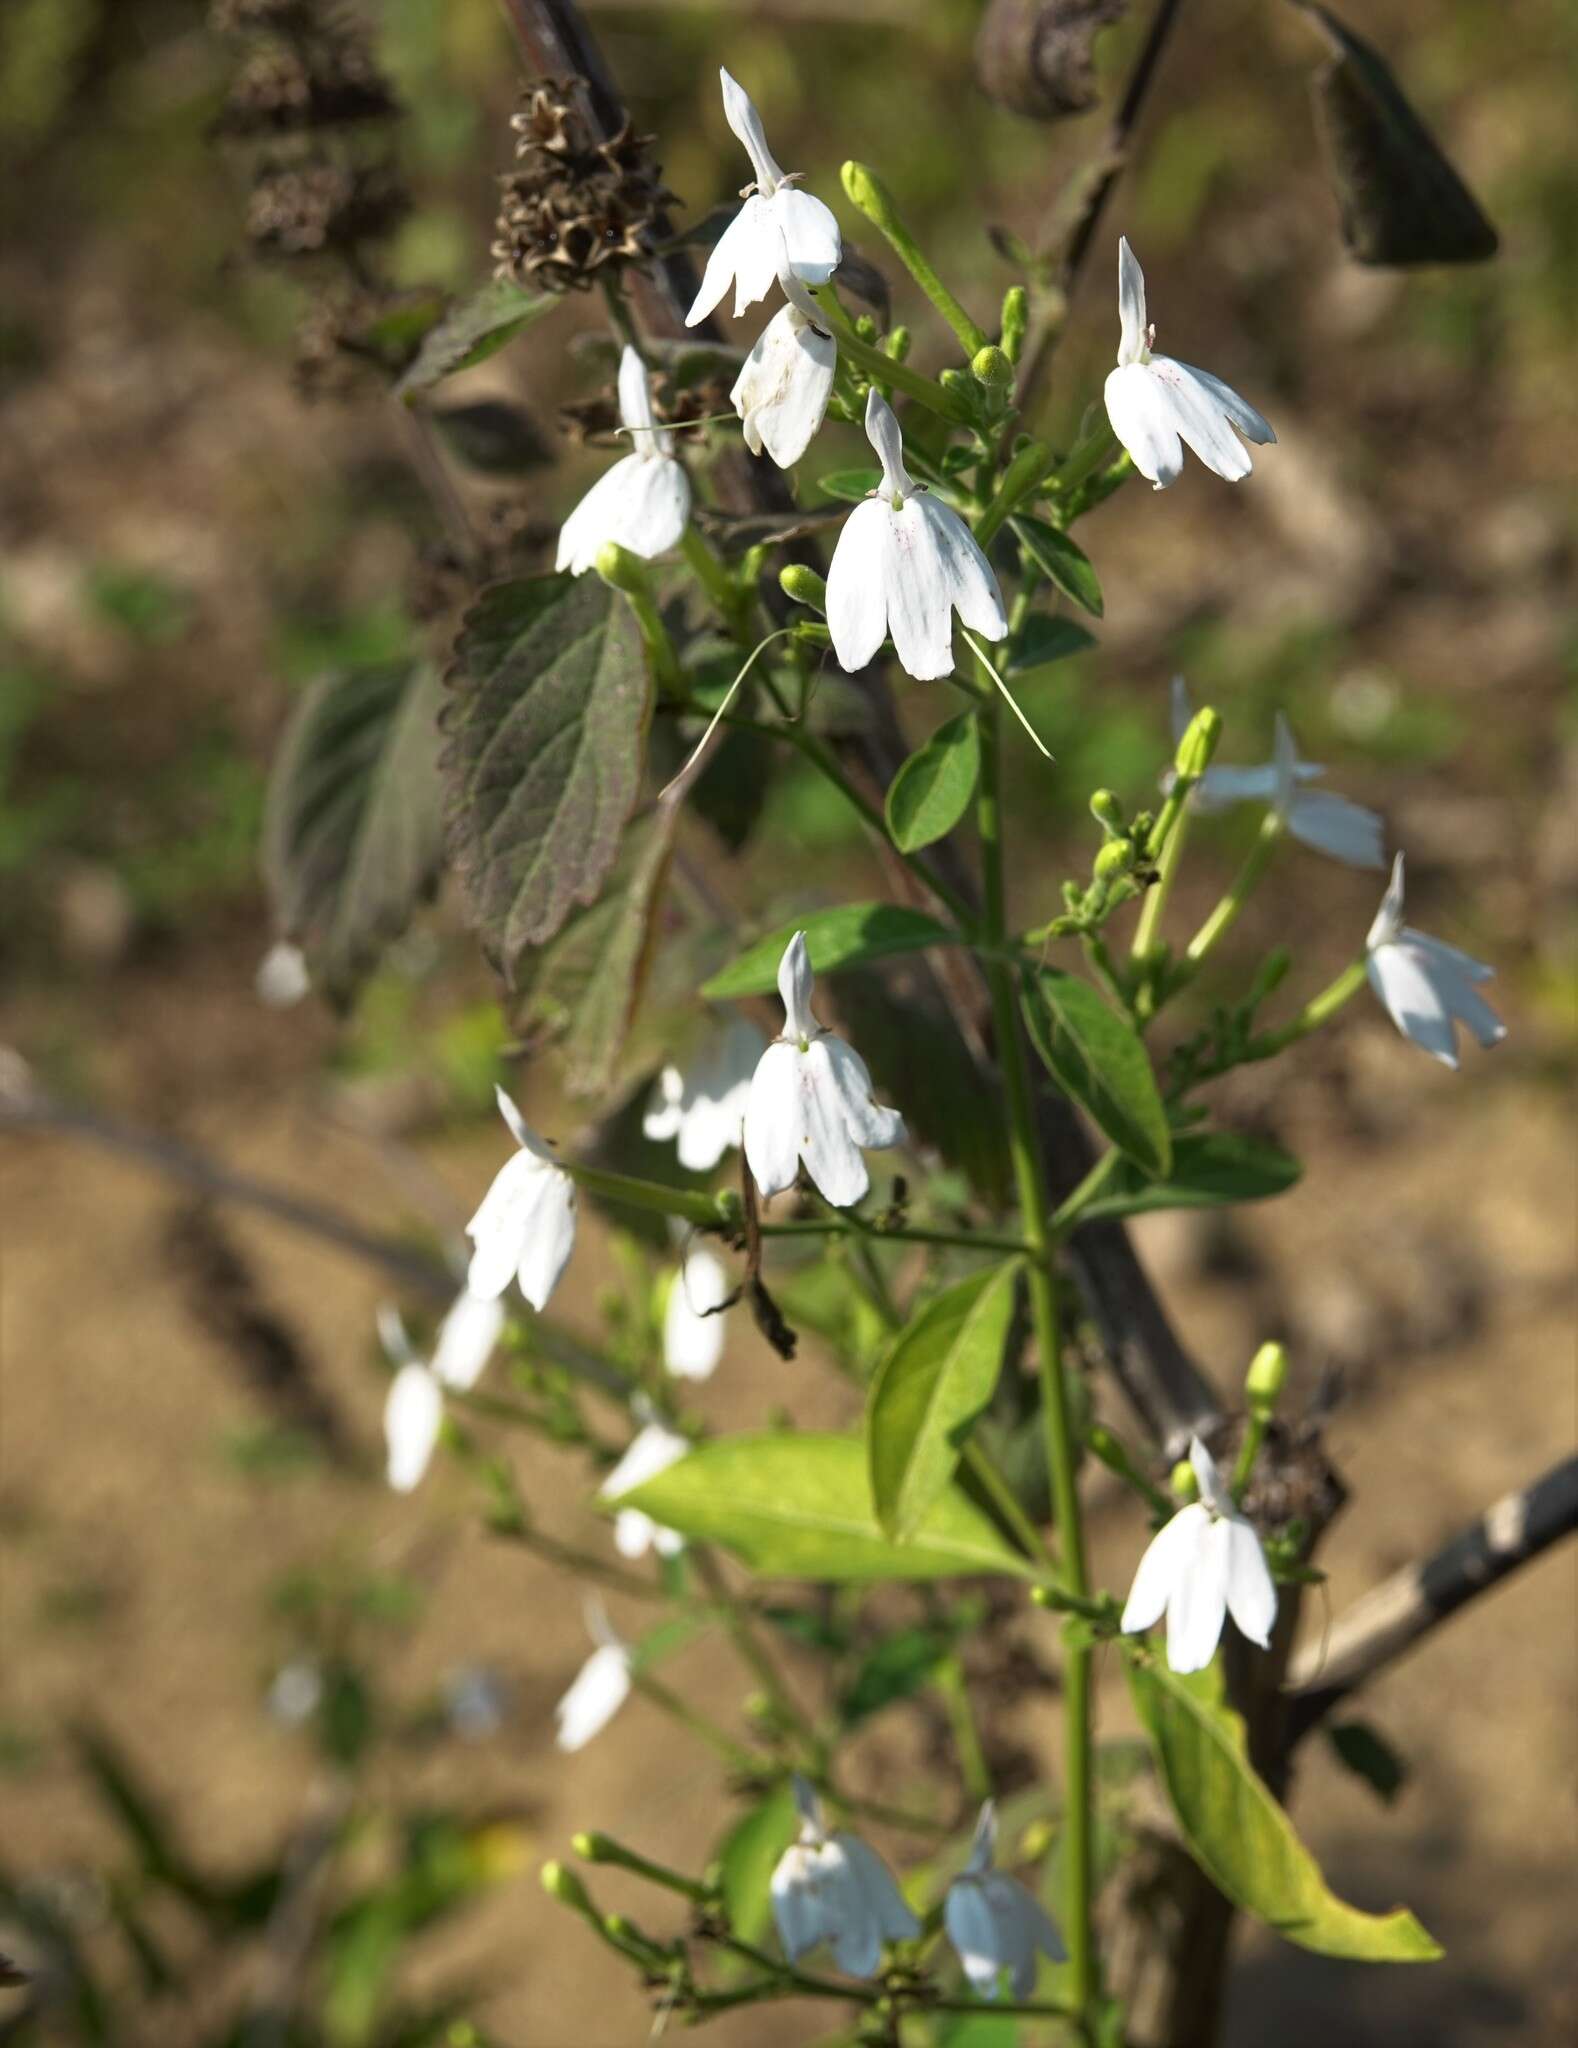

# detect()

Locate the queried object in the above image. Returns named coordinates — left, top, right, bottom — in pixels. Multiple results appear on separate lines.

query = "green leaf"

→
left=701, top=903, right=955, bottom=1000
left=816, top=467, right=881, bottom=503
left=1008, top=515, right=1104, bottom=617
left=262, top=659, right=447, bottom=1009
left=609, top=1434, right=1036, bottom=1583
left=1007, top=611, right=1099, bottom=673
left=838, top=1626, right=953, bottom=1726
left=884, top=711, right=981, bottom=853
left=396, top=278, right=556, bottom=397
left=442, top=575, right=651, bottom=982
left=1023, top=970, right=1171, bottom=1177
left=868, top=1263, right=1020, bottom=1539
left=1294, top=2, right=1498, bottom=266
left=1125, top=1650, right=1441, bottom=1960
left=1327, top=1720, right=1408, bottom=1805
left=1073, top=1132, right=1301, bottom=1223
left=715, top=1783, right=800, bottom=1947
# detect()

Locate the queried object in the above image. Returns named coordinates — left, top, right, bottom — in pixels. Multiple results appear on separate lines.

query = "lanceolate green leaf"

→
left=885, top=712, right=981, bottom=853
left=1009, top=514, right=1104, bottom=618
left=442, top=575, right=651, bottom=983
left=262, top=659, right=447, bottom=1009
left=1125, top=1650, right=1441, bottom=1961
left=715, top=1784, right=800, bottom=1948
left=1007, top=612, right=1099, bottom=674
left=701, top=904, right=956, bottom=1001
left=1023, top=970, right=1172, bottom=1178
left=868, top=1263, right=1021, bottom=1540
left=1072, top=1132, right=1301, bottom=1223
left=609, top=1434, right=1036, bottom=1583
left=396, top=278, right=556, bottom=397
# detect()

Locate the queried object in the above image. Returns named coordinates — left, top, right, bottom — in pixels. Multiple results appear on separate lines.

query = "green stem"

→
left=809, top=285, right=973, bottom=422
left=1245, top=957, right=1368, bottom=1061
left=975, top=439, right=1054, bottom=551
left=680, top=526, right=751, bottom=643
left=961, top=1439, right=1055, bottom=1569
left=934, top=1655, right=992, bottom=1804
left=759, top=1218, right=1032, bottom=1257
left=1047, top=1146, right=1122, bottom=1238
left=692, top=1549, right=822, bottom=1757
left=1048, top=419, right=1119, bottom=499
left=1182, top=812, right=1284, bottom=969
left=1131, top=782, right=1194, bottom=964
left=1231, top=1412, right=1268, bottom=1502
left=564, top=1160, right=733, bottom=1230
left=630, top=1669, right=757, bottom=1772
left=974, top=684, right=1095, bottom=2017
left=839, top=162, right=989, bottom=357
left=487, top=1517, right=667, bottom=1600
left=574, top=1832, right=715, bottom=1904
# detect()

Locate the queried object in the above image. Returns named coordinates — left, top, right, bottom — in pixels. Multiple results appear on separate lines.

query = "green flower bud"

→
left=1090, top=788, right=1125, bottom=834
left=594, top=541, right=650, bottom=596
left=793, top=620, right=831, bottom=647
left=1169, top=1457, right=1199, bottom=1504
left=841, top=160, right=898, bottom=234
left=541, top=1860, right=594, bottom=1914
left=1000, top=284, right=1028, bottom=364
left=971, top=344, right=1014, bottom=393
left=855, top=313, right=877, bottom=343
left=572, top=1830, right=613, bottom=1863
left=886, top=325, right=912, bottom=363
left=1245, top=1341, right=1289, bottom=1415
left=939, top=367, right=971, bottom=398
left=1094, top=838, right=1134, bottom=880
left=1174, top=706, right=1223, bottom=781
left=779, top=563, right=828, bottom=614
left=740, top=542, right=769, bottom=588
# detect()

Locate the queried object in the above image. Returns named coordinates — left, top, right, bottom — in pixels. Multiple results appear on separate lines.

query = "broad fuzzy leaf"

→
left=702, top=903, right=956, bottom=1001
left=885, top=711, right=981, bottom=853
left=263, top=660, right=447, bottom=1009
left=397, top=279, right=556, bottom=397
left=1126, top=1650, right=1440, bottom=1960
left=1023, top=970, right=1172, bottom=1177
left=609, top=1433, right=1036, bottom=1583
left=868, top=1263, right=1021, bottom=1539
left=442, top=575, right=651, bottom=983
left=1073, top=1132, right=1301, bottom=1222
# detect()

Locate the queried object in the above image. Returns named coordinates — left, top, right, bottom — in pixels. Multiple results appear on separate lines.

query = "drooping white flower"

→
left=744, top=931, right=905, bottom=1208
left=1104, top=238, right=1275, bottom=490
left=663, top=1248, right=731, bottom=1381
left=429, top=1287, right=507, bottom=1392
left=826, top=389, right=1008, bottom=681
left=770, top=1777, right=921, bottom=1978
left=466, top=1086, right=577, bottom=1311
left=643, top=1017, right=765, bottom=1171
left=383, top=1361, right=445, bottom=1493
left=1120, top=1437, right=1277, bottom=1674
left=554, top=1601, right=632, bottom=1753
left=555, top=346, right=691, bottom=575
left=1366, top=853, right=1505, bottom=1069
left=731, top=273, right=837, bottom=468
left=686, top=70, right=841, bottom=326
left=1168, top=680, right=1384, bottom=868
left=944, top=1803, right=1065, bottom=2001
left=376, top=1290, right=505, bottom=1491
left=256, top=939, right=310, bottom=1008
left=600, top=1411, right=689, bottom=1559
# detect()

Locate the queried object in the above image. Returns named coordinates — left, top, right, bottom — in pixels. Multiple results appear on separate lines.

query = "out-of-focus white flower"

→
left=826, top=389, right=1007, bottom=680
left=383, top=1361, right=444, bottom=1493
left=944, top=1803, right=1065, bottom=2000
left=686, top=70, right=841, bottom=326
left=1167, top=680, right=1384, bottom=869
left=744, top=931, right=905, bottom=1208
left=428, top=1287, right=507, bottom=1392
left=663, top=1247, right=731, bottom=1381
left=770, top=1776, right=920, bottom=1978
left=266, top=1659, right=324, bottom=1727
left=256, top=940, right=310, bottom=1008
left=555, top=1601, right=632, bottom=1753
left=1366, top=853, right=1505, bottom=1069
left=731, top=274, right=837, bottom=468
left=644, top=1018, right=765, bottom=1171
left=600, top=1412, right=690, bottom=1559
left=556, top=346, right=690, bottom=575
left=466, top=1087, right=577, bottom=1311
left=1120, top=1437, right=1276, bottom=1674
left=1104, top=238, right=1275, bottom=490
left=376, top=1293, right=500, bottom=1491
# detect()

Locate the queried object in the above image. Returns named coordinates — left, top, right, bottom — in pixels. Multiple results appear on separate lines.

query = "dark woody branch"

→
left=1283, top=1453, right=1578, bottom=1744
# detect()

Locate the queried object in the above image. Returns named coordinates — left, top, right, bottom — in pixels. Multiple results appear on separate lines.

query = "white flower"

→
left=428, top=1287, right=507, bottom=1392
left=686, top=70, right=841, bottom=326
left=731, top=275, right=837, bottom=468
left=826, top=389, right=1008, bottom=681
left=663, top=1248, right=731, bottom=1381
left=769, top=1777, right=920, bottom=1978
left=1168, top=680, right=1384, bottom=868
left=376, top=1290, right=505, bottom=1491
left=1104, top=238, right=1275, bottom=490
left=744, top=931, right=905, bottom=1208
left=1120, top=1437, right=1277, bottom=1674
left=555, top=346, right=690, bottom=575
left=643, top=1017, right=765, bottom=1170
left=1366, top=853, right=1505, bottom=1069
left=256, top=939, right=310, bottom=1007
left=383, top=1363, right=443, bottom=1492
left=599, top=1412, right=689, bottom=1559
left=555, top=1602, right=632, bottom=1753
left=944, top=1803, right=1065, bottom=2001
left=466, top=1086, right=578, bottom=1311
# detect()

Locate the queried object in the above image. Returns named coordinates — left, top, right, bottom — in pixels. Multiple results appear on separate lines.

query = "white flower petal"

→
left=1404, top=928, right=1497, bottom=986
left=797, top=1042, right=874, bottom=1208
left=465, top=1149, right=552, bottom=1299
left=1367, top=944, right=1459, bottom=1067
left=514, top=1170, right=577, bottom=1311
left=915, top=492, right=1009, bottom=644
left=1368, top=851, right=1408, bottom=951
left=1167, top=1512, right=1231, bottom=1673
left=945, top=1879, right=1007, bottom=1996
left=554, top=1642, right=631, bottom=1752
left=719, top=68, right=783, bottom=192
left=686, top=197, right=772, bottom=326
left=663, top=1249, right=729, bottom=1380
left=558, top=451, right=690, bottom=573
left=1121, top=1501, right=1211, bottom=1635
left=777, top=930, right=819, bottom=1042
left=863, top=387, right=913, bottom=497
left=641, top=1065, right=685, bottom=1143
left=1146, top=357, right=1256, bottom=481
left=377, top=1302, right=415, bottom=1367
left=616, top=343, right=662, bottom=445
left=1104, top=362, right=1184, bottom=489
left=493, top=1082, right=536, bottom=1154
left=964, top=1799, right=997, bottom=1878
left=1288, top=789, right=1386, bottom=869
left=1188, top=1435, right=1232, bottom=1515
left=384, top=1365, right=443, bottom=1493
left=882, top=499, right=957, bottom=680
left=1223, top=1514, right=1277, bottom=1649
left=256, top=940, right=310, bottom=1007
left=826, top=499, right=893, bottom=672
left=731, top=306, right=836, bottom=468
left=1116, top=235, right=1148, bottom=366
left=819, top=1033, right=906, bottom=1152
left=744, top=1041, right=804, bottom=1198
left=837, top=1833, right=920, bottom=1947
left=430, top=1289, right=505, bottom=1391
left=772, top=187, right=842, bottom=287
left=770, top=1843, right=831, bottom=1962
left=601, top=1420, right=689, bottom=1529
left=1177, top=360, right=1275, bottom=445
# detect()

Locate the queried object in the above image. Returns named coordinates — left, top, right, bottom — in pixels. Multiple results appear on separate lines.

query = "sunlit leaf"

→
left=1073, top=1132, right=1301, bottom=1222
left=702, top=903, right=956, bottom=1000
left=397, top=278, right=556, bottom=397
left=1023, top=970, right=1171, bottom=1177
left=885, top=711, right=981, bottom=853
left=1009, top=515, right=1104, bottom=618
left=716, top=1783, right=800, bottom=1946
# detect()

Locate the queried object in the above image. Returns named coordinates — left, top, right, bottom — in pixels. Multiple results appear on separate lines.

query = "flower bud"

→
left=971, top=344, right=1014, bottom=393
left=1000, top=284, right=1028, bottom=363
left=595, top=540, right=651, bottom=596
left=1174, top=705, right=1223, bottom=782
left=541, top=1859, right=594, bottom=1914
left=842, top=160, right=898, bottom=236
left=1094, top=838, right=1134, bottom=880
left=1090, top=788, right=1124, bottom=834
left=855, top=313, right=877, bottom=343
left=1244, top=1340, right=1288, bottom=1415
left=779, top=563, right=828, bottom=613
left=793, top=620, right=832, bottom=647
left=740, top=543, right=769, bottom=587
left=1169, top=1456, right=1199, bottom=1504
left=572, top=1830, right=614, bottom=1863
left=886, top=325, right=912, bottom=363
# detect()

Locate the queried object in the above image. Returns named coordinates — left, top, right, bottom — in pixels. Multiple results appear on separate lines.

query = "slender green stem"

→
left=759, top=1218, right=1032, bottom=1257
left=1048, top=419, right=1119, bottom=498
left=563, top=1160, right=733, bottom=1229
left=1182, top=813, right=1283, bottom=968
left=840, top=163, right=989, bottom=358
left=1131, top=783, right=1194, bottom=963
left=680, top=526, right=753, bottom=643
left=974, top=685, right=1095, bottom=2017
left=975, top=439, right=1054, bottom=550
left=630, top=1669, right=758, bottom=1771
left=809, top=285, right=974, bottom=422
left=961, top=1439, right=1054, bottom=1569
left=934, top=1654, right=992, bottom=1803
left=574, top=1832, right=715, bottom=1904
left=487, top=1517, right=667, bottom=1600
left=692, top=1549, right=822, bottom=1757
left=1232, top=1412, right=1268, bottom=1502
left=1245, top=957, right=1368, bottom=1061
left=1047, top=1146, right=1122, bottom=1238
